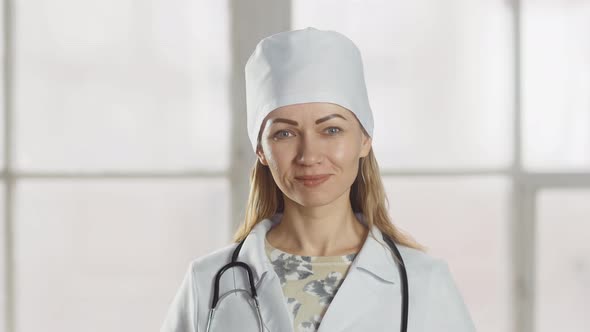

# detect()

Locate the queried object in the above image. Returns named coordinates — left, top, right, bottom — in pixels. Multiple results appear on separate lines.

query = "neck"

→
left=266, top=196, right=368, bottom=256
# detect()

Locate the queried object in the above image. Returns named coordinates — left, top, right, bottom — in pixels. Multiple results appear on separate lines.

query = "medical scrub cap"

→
left=244, top=26, right=374, bottom=153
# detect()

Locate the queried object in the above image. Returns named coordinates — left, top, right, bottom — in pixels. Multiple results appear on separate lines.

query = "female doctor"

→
left=161, top=27, right=476, bottom=332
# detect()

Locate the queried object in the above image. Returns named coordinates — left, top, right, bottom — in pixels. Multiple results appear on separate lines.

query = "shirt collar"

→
left=237, top=212, right=400, bottom=285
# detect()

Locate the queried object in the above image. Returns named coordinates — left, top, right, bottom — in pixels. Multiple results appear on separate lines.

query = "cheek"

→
left=265, top=148, right=290, bottom=173
left=330, top=141, right=361, bottom=163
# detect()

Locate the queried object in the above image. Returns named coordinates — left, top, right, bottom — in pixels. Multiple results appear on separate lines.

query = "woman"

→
left=161, top=27, right=475, bottom=332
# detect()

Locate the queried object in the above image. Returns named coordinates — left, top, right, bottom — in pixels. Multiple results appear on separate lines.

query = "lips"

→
left=295, top=174, right=331, bottom=187
left=295, top=174, right=331, bottom=180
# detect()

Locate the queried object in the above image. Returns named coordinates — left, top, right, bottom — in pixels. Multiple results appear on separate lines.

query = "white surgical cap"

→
left=244, top=27, right=374, bottom=152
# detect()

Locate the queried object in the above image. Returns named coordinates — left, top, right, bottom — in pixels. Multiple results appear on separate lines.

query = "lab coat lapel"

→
left=236, top=214, right=294, bottom=332
left=317, top=225, right=401, bottom=332
left=255, top=271, right=294, bottom=332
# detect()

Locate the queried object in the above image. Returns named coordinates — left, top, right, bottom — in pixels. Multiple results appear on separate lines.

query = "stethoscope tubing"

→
left=382, top=232, right=409, bottom=332
left=206, top=231, right=409, bottom=332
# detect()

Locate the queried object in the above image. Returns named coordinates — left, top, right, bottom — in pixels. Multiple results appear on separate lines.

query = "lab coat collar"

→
left=234, top=213, right=281, bottom=284
left=237, top=211, right=400, bottom=285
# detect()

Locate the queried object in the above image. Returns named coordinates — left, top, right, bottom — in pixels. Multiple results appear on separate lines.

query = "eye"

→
left=273, top=130, right=293, bottom=139
left=326, top=127, right=342, bottom=135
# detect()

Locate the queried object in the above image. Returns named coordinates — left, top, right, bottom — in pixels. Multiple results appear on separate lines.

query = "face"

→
left=256, top=102, right=372, bottom=208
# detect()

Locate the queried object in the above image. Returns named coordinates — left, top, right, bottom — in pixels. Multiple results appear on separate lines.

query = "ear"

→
left=360, top=134, right=372, bottom=158
left=256, top=145, right=269, bottom=166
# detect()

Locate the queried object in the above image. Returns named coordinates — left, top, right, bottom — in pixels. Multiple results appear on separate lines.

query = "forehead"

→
left=268, top=102, right=350, bottom=118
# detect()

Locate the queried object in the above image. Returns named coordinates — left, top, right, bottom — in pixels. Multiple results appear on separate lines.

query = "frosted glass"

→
left=0, top=186, right=5, bottom=332
left=13, top=179, right=230, bottom=332
left=522, top=2, right=590, bottom=171
left=536, top=189, right=590, bottom=332
left=292, top=0, right=514, bottom=169
left=0, top=0, right=4, bottom=170
left=383, top=176, right=511, bottom=332
left=14, top=0, right=231, bottom=172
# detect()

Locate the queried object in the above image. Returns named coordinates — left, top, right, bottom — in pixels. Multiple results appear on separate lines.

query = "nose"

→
left=296, top=132, right=324, bottom=166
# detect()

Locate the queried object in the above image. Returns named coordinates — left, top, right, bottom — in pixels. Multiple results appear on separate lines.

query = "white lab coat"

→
left=161, top=213, right=476, bottom=332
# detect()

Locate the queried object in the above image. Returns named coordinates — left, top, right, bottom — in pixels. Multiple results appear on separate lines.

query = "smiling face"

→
left=256, top=102, right=372, bottom=208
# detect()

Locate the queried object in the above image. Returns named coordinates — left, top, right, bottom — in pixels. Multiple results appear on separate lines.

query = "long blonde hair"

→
left=232, top=146, right=426, bottom=252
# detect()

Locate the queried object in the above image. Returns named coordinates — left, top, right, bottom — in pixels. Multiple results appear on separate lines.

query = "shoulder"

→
left=396, top=246, right=476, bottom=331
left=395, top=245, right=458, bottom=298
left=396, top=244, right=448, bottom=276
left=186, top=242, right=239, bottom=276
left=160, top=243, right=241, bottom=332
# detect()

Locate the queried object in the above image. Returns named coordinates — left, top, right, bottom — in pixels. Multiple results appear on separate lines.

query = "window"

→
left=1, top=1, right=588, bottom=332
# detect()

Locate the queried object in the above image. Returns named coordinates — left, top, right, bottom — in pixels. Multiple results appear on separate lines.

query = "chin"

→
left=296, top=199, right=334, bottom=208
left=290, top=192, right=339, bottom=207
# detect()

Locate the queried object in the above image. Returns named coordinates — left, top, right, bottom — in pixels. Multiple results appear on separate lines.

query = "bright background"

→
left=0, top=0, right=589, bottom=331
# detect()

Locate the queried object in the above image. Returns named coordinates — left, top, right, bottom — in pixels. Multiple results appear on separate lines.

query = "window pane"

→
left=522, top=1, right=590, bottom=171
left=292, top=0, right=514, bottom=169
left=536, top=189, right=590, bottom=332
left=0, top=0, right=4, bottom=170
left=14, top=0, right=231, bottom=171
left=383, top=176, right=511, bottom=332
left=14, top=179, right=230, bottom=332
left=0, top=184, right=5, bottom=332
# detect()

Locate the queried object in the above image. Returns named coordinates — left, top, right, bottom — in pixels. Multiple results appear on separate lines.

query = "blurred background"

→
left=0, top=0, right=589, bottom=331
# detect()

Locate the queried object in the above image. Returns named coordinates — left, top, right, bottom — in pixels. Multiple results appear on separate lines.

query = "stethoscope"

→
left=206, top=231, right=409, bottom=332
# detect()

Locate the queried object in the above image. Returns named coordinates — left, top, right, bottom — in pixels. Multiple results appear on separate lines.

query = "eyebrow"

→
left=270, top=113, right=347, bottom=126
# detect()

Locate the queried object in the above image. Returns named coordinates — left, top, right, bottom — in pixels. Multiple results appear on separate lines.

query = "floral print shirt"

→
left=264, top=236, right=358, bottom=332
